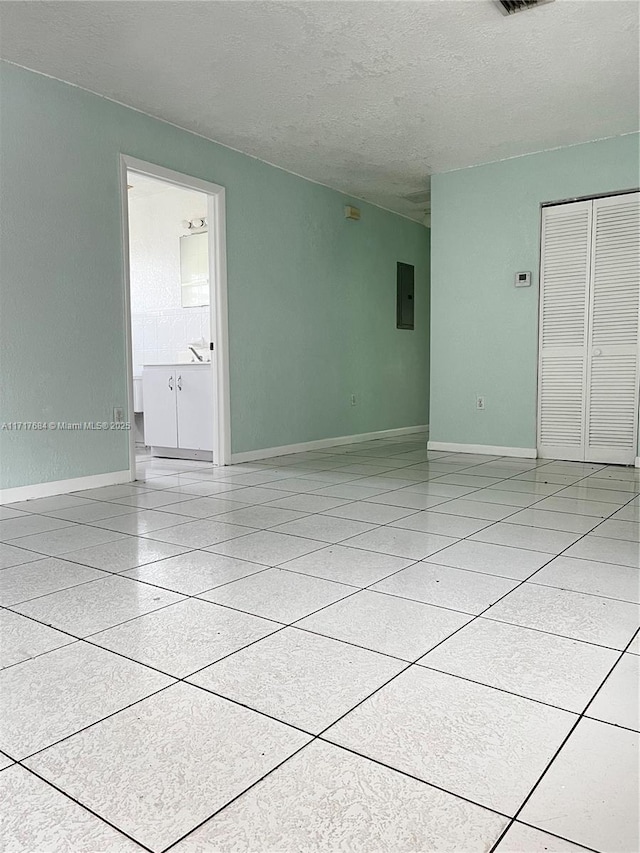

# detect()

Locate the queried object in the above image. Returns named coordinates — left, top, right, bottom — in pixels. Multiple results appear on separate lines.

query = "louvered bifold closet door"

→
left=584, top=192, right=640, bottom=464
left=537, top=201, right=592, bottom=460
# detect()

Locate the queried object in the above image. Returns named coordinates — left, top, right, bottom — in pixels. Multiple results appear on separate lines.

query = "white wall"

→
left=128, top=176, right=209, bottom=373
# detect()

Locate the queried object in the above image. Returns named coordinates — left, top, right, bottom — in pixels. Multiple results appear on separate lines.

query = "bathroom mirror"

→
left=180, top=232, right=209, bottom=307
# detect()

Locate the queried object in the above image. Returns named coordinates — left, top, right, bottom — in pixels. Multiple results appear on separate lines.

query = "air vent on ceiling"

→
left=496, top=0, right=554, bottom=15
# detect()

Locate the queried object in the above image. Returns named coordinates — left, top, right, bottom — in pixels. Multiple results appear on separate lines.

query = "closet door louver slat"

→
left=537, top=201, right=592, bottom=460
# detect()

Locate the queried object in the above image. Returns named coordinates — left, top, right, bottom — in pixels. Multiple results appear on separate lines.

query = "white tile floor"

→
left=1, top=434, right=639, bottom=853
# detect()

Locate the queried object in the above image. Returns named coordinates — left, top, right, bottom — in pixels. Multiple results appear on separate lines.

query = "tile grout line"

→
left=160, top=735, right=516, bottom=853
left=15, top=760, right=154, bottom=852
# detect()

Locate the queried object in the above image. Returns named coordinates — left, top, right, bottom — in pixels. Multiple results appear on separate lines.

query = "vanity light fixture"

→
left=181, top=217, right=208, bottom=231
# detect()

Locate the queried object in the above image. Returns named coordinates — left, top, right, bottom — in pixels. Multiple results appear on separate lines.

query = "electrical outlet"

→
left=350, top=394, right=357, bottom=406
left=113, top=407, right=125, bottom=424
left=476, top=396, right=485, bottom=411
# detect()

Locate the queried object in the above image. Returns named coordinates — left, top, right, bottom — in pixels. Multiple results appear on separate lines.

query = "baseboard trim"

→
left=0, top=470, right=132, bottom=505
left=230, top=425, right=429, bottom=464
left=636, top=457, right=640, bottom=469
left=427, top=441, right=537, bottom=459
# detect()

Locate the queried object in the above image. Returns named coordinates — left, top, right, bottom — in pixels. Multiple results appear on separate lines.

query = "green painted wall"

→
left=430, top=133, right=640, bottom=452
left=0, top=63, right=429, bottom=489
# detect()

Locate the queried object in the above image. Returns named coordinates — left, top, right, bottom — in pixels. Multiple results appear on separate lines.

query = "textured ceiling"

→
left=1, top=0, right=638, bottom=221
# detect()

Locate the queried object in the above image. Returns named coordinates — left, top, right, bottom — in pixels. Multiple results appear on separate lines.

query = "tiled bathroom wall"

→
left=128, top=175, right=210, bottom=375
left=131, top=307, right=210, bottom=373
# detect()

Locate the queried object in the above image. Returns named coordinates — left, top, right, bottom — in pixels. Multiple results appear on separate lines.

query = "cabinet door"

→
left=143, top=369, right=178, bottom=448
left=176, top=367, right=213, bottom=451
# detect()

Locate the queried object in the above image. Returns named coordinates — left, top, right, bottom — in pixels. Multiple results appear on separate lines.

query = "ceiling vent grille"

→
left=496, top=0, right=554, bottom=14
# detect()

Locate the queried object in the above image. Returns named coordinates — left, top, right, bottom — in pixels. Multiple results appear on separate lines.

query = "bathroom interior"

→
left=127, top=173, right=214, bottom=465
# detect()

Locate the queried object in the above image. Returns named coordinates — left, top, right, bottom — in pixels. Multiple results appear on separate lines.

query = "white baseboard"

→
left=427, top=441, right=537, bottom=459
left=636, top=457, right=640, bottom=469
left=230, top=425, right=429, bottom=464
left=0, top=470, right=132, bottom=505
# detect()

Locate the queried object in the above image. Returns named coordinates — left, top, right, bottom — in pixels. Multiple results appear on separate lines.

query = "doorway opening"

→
left=120, top=156, right=230, bottom=481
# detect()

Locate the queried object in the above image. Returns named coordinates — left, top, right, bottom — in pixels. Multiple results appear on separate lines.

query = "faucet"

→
left=189, top=346, right=204, bottom=362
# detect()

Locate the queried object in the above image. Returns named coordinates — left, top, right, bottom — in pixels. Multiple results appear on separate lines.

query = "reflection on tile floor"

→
left=1, top=434, right=638, bottom=852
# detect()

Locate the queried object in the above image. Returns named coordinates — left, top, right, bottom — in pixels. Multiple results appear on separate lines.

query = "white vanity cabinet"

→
left=142, top=364, right=213, bottom=457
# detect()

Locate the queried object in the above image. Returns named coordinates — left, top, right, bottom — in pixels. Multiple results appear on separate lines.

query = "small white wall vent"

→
left=496, top=0, right=554, bottom=15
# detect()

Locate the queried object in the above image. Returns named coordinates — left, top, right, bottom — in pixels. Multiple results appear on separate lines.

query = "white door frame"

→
left=119, top=155, right=231, bottom=476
